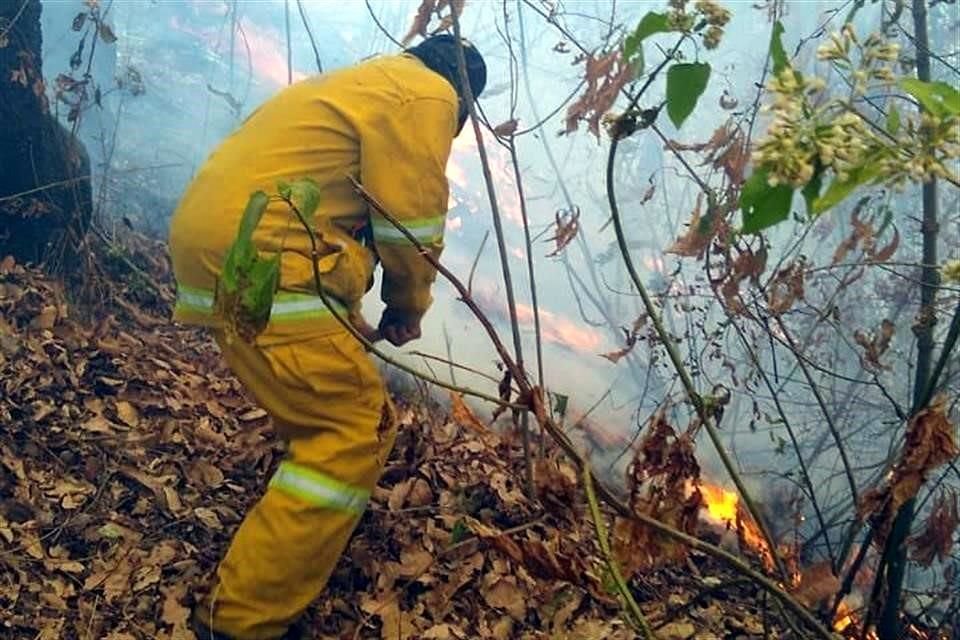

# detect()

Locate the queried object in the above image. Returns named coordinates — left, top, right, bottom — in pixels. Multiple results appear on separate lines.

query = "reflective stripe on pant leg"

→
left=205, top=329, right=386, bottom=640
left=268, top=461, right=369, bottom=514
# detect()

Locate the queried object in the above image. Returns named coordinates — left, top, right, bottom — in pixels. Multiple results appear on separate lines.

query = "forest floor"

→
left=0, top=242, right=846, bottom=640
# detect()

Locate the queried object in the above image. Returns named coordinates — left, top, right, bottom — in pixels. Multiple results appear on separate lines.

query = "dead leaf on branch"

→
left=767, top=259, right=806, bottom=315
left=666, top=194, right=727, bottom=259
left=853, top=319, right=895, bottom=371
left=718, top=246, right=767, bottom=315
left=613, top=412, right=702, bottom=576
left=401, top=0, right=437, bottom=45
left=565, top=51, right=634, bottom=137
left=860, top=394, right=959, bottom=546
left=401, top=0, right=465, bottom=46
left=546, top=207, right=581, bottom=258
left=599, top=323, right=639, bottom=364
left=909, top=490, right=958, bottom=566
left=493, top=119, right=519, bottom=137
left=666, top=124, right=747, bottom=185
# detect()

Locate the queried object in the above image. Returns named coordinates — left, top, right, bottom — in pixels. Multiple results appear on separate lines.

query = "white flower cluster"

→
left=816, top=26, right=899, bottom=94
left=753, top=25, right=959, bottom=192
left=666, top=0, right=732, bottom=50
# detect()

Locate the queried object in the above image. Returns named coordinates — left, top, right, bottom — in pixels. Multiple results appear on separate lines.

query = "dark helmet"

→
left=406, top=34, right=487, bottom=133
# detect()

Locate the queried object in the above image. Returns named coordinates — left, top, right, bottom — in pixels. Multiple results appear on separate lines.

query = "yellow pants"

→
left=202, top=323, right=395, bottom=640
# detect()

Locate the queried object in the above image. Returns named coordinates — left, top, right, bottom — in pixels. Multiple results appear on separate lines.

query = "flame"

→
left=698, top=482, right=775, bottom=572
left=832, top=600, right=880, bottom=639
left=834, top=601, right=855, bottom=633
left=700, top=484, right=738, bottom=523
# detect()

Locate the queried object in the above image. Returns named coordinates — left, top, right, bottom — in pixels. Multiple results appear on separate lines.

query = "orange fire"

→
left=834, top=601, right=855, bottom=633
left=698, top=483, right=776, bottom=572
left=832, top=600, right=879, bottom=639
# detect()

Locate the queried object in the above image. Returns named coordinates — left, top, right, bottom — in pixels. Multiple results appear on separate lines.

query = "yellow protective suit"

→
left=168, top=54, right=457, bottom=639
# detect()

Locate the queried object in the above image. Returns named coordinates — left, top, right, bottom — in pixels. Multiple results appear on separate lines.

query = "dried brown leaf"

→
left=767, top=260, right=806, bottom=315
left=450, top=392, right=488, bottom=433
left=546, top=207, right=581, bottom=258
left=493, top=119, right=519, bottom=137
left=853, top=319, right=895, bottom=371
left=860, top=395, right=959, bottom=545
left=401, top=0, right=437, bottom=46
left=909, top=490, right=958, bottom=566
left=666, top=195, right=725, bottom=259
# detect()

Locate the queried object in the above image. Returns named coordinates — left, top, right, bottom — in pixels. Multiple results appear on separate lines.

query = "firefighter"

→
left=168, top=35, right=486, bottom=640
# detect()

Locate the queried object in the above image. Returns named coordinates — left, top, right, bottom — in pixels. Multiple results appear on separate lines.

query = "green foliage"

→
left=800, top=164, right=824, bottom=215
left=886, top=104, right=901, bottom=135
left=769, top=21, right=788, bottom=75
left=623, top=12, right=671, bottom=62
left=449, top=518, right=469, bottom=546
left=740, top=168, right=794, bottom=234
left=666, top=62, right=711, bottom=129
left=278, top=177, right=323, bottom=222
left=623, top=12, right=674, bottom=76
left=812, top=157, right=884, bottom=214
left=216, top=190, right=280, bottom=342
left=899, top=78, right=960, bottom=117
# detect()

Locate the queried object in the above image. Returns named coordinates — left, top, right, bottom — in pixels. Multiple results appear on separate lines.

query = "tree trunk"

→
left=0, top=0, right=91, bottom=267
left=877, top=0, right=939, bottom=637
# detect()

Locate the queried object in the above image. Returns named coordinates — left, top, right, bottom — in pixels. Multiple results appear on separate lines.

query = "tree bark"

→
left=0, top=0, right=91, bottom=267
left=877, top=1, right=939, bottom=636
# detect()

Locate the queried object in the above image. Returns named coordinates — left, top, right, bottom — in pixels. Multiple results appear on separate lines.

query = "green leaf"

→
left=813, top=162, right=884, bottom=214
left=237, top=190, right=270, bottom=246
left=216, top=190, right=277, bottom=342
left=449, top=518, right=469, bottom=546
left=627, top=12, right=671, bottom=49
left=899, top=78, right=960, bottom=117
left=740, top=168, right=794, bottom=234
left=801, top=164, right=824, bottom=215
left=240, top=253, right=281, bottom=323
left=666, top=62, right=711, bottom=129
left=283, top=177, right=322, bottom=222
left=624, top=12, right=671, bottom=72
left=769, top=21, right=788, bottom=75
left=886, top=104, right=901, bottom=135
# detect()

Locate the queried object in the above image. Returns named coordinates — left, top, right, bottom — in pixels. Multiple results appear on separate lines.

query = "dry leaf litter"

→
left=1, top=250, right=830, bottom=639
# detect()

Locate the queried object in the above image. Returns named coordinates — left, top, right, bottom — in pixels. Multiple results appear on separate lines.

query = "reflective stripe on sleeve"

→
left=268, top=461, right=369, bottom=514
left=371, top=215, right=445, bottom=245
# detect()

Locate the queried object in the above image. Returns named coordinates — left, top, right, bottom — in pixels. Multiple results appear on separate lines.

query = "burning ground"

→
left=0, top=243, right=952, bottom=639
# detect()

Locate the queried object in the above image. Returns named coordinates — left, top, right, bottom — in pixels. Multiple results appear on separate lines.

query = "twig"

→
left=508, top=139, right=545, bottom=398
left=467, top=230, right=490, bottom=296
left=725, top=311, right=836, bottom=569
left=604, top=43, right=788, bottom=580
left=295, top=0, right=322, bottom=72
left=775, top=316, right=859, bottom=507
left=451, top=12, right=534, bottom=497
left=408, top=350, right=510, bottom=387
left=364, top=0, right=403, bottom=48
left=583, top=464, right=653, bottom=639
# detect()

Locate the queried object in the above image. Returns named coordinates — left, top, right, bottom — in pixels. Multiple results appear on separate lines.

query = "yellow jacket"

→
left=169, top=54, right=457, bottom=331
